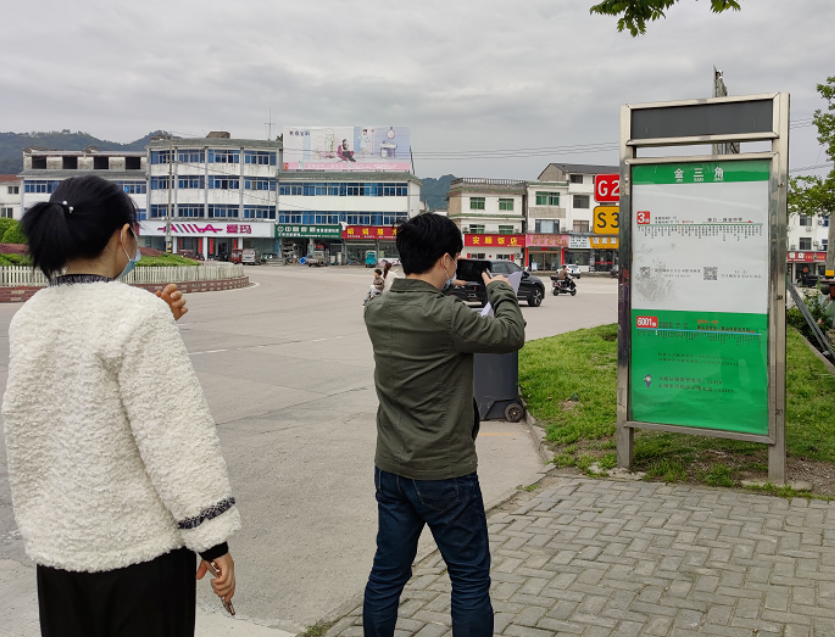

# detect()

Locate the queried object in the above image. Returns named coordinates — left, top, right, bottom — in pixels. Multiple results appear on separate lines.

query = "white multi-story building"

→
left=19, top=148, right=147, bottom=220
left=524, top=180, right=569, bottom=271
left=144, top=132, right=281, bottom=258
left=446, top=178, right=526, bottom=262
left=276, top=172, right=421, bottom=264
left=787, top=212, right=831, bottom=282
left=0, top=175, right=21, bottom=219
left=536, top=163, right=619, bottom=271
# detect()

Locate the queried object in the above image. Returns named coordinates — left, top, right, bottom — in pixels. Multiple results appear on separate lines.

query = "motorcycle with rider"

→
left=551, top=265, right=577, bottom=296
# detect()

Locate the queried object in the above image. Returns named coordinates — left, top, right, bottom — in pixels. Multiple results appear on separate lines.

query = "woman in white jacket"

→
left=3, top=175, right=241, bottom=636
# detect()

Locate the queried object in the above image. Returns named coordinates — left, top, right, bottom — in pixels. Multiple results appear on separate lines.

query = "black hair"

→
left=21, top=175, right=137, bottom=278
left=396, top=213, right=463, bottom=275
left=374, top=268, right=382, bottom=275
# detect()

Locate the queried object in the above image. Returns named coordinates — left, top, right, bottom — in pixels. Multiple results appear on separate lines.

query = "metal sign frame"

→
left=617, top=93, right=789, bottom=483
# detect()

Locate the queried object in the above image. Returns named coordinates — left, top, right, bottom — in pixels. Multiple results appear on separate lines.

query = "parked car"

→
left=229, top=250, right=243, bottom=264
left=449, top=259, right=545, bottom=307
left=242, top=249, right=261, bottom=265
left=560, top=263, right=582, bottom=279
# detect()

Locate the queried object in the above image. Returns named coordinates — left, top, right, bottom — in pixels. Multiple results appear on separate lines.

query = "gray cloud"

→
left=1, top=0, right=832, bottom=178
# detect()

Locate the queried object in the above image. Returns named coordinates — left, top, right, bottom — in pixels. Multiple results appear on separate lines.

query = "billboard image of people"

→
left=283, top=126, right=411, bottom=172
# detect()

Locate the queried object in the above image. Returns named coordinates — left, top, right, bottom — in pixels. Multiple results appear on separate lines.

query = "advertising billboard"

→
left=283, top=126, right=411, bottom=172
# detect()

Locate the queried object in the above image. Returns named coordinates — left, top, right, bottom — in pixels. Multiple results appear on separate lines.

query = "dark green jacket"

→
left=364, top=278, right=525, bottom=480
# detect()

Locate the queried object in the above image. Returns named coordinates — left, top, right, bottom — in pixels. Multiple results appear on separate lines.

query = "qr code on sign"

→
left=704, top=267, right=718, bottom=281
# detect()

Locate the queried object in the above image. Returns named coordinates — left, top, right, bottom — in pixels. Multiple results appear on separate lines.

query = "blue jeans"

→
left=363, top=467, right=493, bottom=637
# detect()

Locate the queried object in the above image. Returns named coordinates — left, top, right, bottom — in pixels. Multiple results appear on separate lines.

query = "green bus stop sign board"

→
left=629, top=160, right=770, bottom=436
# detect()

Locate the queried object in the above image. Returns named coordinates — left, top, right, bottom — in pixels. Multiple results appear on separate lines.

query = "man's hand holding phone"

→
left=196, top=553, right=236, bottom=615
left=482, top=271, right=510, bottom=286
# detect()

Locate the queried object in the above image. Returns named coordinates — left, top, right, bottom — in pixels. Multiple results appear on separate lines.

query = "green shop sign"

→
left=629, top=159, right=771, bottom=436
left=275, top=224, right=341, bottom=239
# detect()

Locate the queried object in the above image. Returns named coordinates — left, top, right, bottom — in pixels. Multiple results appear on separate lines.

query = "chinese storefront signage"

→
left=464, top=234, right=525, bottom=248
left=568, top=235, right=590, bottom=249
left=629, top=160, right=770, bottom=435
left=139, top=221, right=269, bottom=237
left=590, top=236, right=619, bottom=249
left=342, top=226, right=398, bottom=240
left=787, top=251, right=827, bottom=263
left=526, top=234, right=568, bottom=248
left=275, top=224, right=342, bottom=239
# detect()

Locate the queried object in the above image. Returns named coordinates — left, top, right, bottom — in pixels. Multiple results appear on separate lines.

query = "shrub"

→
left=1, top=221, right=27, bottom=245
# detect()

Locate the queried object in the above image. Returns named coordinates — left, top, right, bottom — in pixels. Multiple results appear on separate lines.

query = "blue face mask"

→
left=441, top=254, right=455, bottom=292
left=118, top=228, right=142, bottom=280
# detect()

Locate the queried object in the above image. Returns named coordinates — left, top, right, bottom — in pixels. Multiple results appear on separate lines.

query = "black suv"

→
left=449, top=259, right=546, bottom=307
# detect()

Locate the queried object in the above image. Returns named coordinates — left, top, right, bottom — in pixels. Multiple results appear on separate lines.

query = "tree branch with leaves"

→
left=589, top=0, right=741, bottom=36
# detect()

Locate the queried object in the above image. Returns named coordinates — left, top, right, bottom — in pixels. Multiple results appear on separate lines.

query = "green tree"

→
left=788, top=77, right=835, bottom=272
left=1, top=220, right=27, bottom=245
left=589, top=0, right=741, bottom=36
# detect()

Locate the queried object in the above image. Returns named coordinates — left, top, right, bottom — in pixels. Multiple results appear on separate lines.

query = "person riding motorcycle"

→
left=556, top=265, right=572, bottom=282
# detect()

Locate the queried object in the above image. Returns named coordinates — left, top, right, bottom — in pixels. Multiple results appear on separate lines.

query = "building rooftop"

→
left=23, top=149, right=145, bottom=157
left=0, top=175, right=20, bottom=183
left=147, top=137, right=282, bottom=150
left=19, top=170, right=146, bottom=180
left=537, top=162, right=619, bottom=180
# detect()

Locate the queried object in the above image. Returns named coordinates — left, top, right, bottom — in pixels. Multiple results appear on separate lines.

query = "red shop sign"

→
left=464, top=234, right=525, bottom=248
left=787, top=251, right=826, bottom=263
left=343, top=226, right=398, bottom=240
left=526, top=234, right=569, bottom=248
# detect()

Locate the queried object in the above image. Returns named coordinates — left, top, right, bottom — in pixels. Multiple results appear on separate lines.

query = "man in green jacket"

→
left=363, top=213, right=525, bottom=637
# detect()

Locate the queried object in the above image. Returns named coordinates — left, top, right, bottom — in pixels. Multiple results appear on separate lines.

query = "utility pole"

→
left=712, top=68, right=740, bottom=156
left=265, top=109, right=274, bottom=140
left=166, top=135, right=173, bottom=254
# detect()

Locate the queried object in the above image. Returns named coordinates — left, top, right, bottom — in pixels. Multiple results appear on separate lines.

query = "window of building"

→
left=150, top=150, right=173, bottom=164
left=177, top=149, right=205, bottom=164
left=0, top=207, right=13, bottom=218
left=208, top=176, right=240, bottom=190
left=62, top=156, right=78, bottom=170
left=468, top=224, right=485, bottom=234
left=177, top=205, right=205, bottom=218
left=498, top=225, right=515, bottom=234
left=823, top=239, right=829, bottom=250
left=573, top=220, right=590, bottom=233
left=535, top=220, right=559, bottom=234
left=470, top=253, right=486, bottom=259
left=116, top=181, right=147, bottom=194
left=824, top=216, right=830, bottom=227
left=244, top=151, right=277, bottom=166
left=535, top=192, right=560, bottom=206
left=573, top=195, right=590, bottom=209
left=279, top=213, right=303, bottom=224
left=125, top=156, right=142, bottom=170
left=799, top=215, right=812, bottom=226
left=209, top=149, right=240, bottom=164
left=177, top=176, right=204, bottom=190
left=94, top=157, right=109, bottom=170
left=799, top=237, right=812, bottom=250
left=277, top=182, right=407, bottom=197
left=24, top=180, right=60, bottom=194
left=470, top=197, right=486, bottom=211
left=136, top=209, right=147, bottom=220
left=150, top=177, right=171, bottom=190
left=243, top=206, right=277, bottom=220
left=499, top=198, right=514, bottom=211
left=244, top=178, right=276, bottom=191
left=31, top=157, right=47, bottom=170
left=8, top=186, right=19, bottom=195
left=208, top=205, right=239, bottom=218
left=570, top=175, right=584, bottom=184
left=150, top=205, right=169, bottom=218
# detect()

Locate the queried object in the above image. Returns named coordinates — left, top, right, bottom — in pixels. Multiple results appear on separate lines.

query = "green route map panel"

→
left=630, top=160, right=770, bottom=436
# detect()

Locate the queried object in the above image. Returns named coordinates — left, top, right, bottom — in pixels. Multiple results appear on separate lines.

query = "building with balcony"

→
left=0, top=175, right=21, bottom=220
left=19, top=148, right=147, bottom=222
left=447, top=178, right=526, bottom=262
left=525, top=180, right=569, bottom=271
left=145, top=132, right=281, bottom=258
left=787, top=212, right=831, bottom=282
left=276, top=171, right=421, bottom=264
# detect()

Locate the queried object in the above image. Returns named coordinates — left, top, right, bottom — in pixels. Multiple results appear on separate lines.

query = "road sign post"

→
left=617, top=94, right=789, bottom=484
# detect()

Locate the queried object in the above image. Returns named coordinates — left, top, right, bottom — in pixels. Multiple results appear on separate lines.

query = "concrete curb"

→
left=798, top=331, right=835, bottom=376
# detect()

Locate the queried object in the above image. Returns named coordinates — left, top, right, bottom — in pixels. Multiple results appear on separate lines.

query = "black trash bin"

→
left=473, top=352, right=525, bottom=422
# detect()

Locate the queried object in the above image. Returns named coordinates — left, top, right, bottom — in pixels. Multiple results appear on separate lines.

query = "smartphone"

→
left=206, top=561, right=236, bottom=616
left=456, top=259, right=492, bottom=283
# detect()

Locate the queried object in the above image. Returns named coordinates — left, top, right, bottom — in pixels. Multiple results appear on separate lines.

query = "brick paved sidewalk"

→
left=325, top=475, right=835, bottom=637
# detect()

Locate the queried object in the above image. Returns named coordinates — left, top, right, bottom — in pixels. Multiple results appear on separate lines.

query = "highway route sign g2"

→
left=594, top=173, right=620, bottom=202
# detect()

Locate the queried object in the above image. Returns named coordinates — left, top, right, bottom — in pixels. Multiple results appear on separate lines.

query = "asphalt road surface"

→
left=0, top=266, right=616, bottom=635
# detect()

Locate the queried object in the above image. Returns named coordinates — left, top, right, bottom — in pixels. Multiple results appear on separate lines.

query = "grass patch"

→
left=520, top=324, right=835, bottom=493
left=300, top=621, right=334, bottom=637
left=137, top=255, right=199, bottom=267
left=744, top=482, right=832, bottom=501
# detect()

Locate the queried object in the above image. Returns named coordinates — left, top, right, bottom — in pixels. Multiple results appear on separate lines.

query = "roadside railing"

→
left=0, top=263, right=246, bottom=287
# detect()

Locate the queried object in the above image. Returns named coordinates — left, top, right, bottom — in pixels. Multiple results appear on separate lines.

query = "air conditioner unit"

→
left=790, top=244, right=797, bottom=250
left=819, top=218, right=825, bottom=225
left=814, top=242, right=821, bottom=249
left=805, top=226, right=813, bottom=233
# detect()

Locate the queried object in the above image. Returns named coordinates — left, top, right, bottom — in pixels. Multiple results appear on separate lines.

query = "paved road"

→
left=328, top=475, right=835, bottom=637
left=0, top=267, right=617, bottom=635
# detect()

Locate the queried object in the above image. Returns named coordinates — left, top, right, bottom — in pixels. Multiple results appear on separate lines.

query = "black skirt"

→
left=37, top=547, right=196, bottom=637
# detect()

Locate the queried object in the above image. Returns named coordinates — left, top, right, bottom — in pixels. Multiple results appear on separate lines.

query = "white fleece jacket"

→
left=2, top=280, right=241, bottom=573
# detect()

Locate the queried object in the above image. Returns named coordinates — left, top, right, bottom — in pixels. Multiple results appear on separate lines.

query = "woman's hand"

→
left=196, top=553, right=236, bottom=603
left=156, top=284, right=188, bottom=321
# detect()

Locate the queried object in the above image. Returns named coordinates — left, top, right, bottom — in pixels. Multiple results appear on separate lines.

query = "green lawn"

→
left=519, top=324, right=835, bottom=492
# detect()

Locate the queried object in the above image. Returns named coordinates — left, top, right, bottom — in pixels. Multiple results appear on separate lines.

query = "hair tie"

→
left=60, top=201, right=74, bottom=214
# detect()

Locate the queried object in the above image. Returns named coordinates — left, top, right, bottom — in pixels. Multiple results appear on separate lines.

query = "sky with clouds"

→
left=2, top=0, right=832, bottom=179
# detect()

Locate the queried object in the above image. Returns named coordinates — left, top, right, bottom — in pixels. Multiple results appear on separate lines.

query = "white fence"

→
left=0, top=264, right=246, bottom=287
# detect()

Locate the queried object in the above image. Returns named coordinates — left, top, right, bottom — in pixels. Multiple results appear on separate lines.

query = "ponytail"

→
left=21, top=176, right=137, bottom=278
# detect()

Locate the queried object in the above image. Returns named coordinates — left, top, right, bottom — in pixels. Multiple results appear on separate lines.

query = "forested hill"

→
left=419, top=174, right=456, bottom=211
left=0, top=130, right=167, bottom=174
